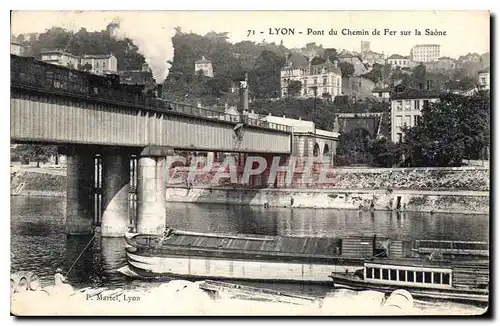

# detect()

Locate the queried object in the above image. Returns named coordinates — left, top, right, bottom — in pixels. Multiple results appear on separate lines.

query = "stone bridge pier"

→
left=62, top=145, right=172, bottom=237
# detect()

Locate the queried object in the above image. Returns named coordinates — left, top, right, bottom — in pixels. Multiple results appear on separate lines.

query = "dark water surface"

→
left=10, top=196, right=489, bottom=297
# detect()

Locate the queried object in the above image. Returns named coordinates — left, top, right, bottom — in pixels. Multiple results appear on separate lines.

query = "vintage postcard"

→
left=10, top=10, right=490, bottom=316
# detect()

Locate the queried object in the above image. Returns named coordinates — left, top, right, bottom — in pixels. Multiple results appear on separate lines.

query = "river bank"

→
left=10, top=166, right=490, bottom=214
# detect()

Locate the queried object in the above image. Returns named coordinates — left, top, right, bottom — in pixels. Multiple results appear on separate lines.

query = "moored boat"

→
left=121, top=229, right=401, bottom=283
left=121, top=228, right=489, bottom=286
left=329, top=258, right=489, bottom=305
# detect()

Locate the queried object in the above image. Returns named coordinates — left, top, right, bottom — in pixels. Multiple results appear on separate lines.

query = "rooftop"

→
left=195, top=56, right=212, bottom=64
left=40, top=49, right=79, bottom=57
left=478, top=67, right=490, bottom=74
left=412, top=44, right=440, bottom=48
left=372, top=87, right=391, bottom=93
left=391, top=87, right=440, bottom=100
left=82, top=54, right=115, bottom=59
left=387, top=54, right=409, bottom=59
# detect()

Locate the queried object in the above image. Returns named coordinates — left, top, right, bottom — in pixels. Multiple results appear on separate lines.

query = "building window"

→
left=415, top=100, right=420, bottom=111
left=404, top=116, right=411, bottom=127
left=414, top=115, right=421, bottom=125
left=397, top=133, right=403, bottom=143
left=323, top=77, right=327, bottom=85
left=404, top=100, right=412, bottom=111
left=396, top=101, right=403, bottom=111
left=396, top=116, right=402, bottom=128
left=303, top=79, right=308, bottom=87
left=423, top=100, right=430, bottom=109
left=481, top=77, right=486, bottom=85
left=103, top=61, right=106, bottom=69
left=313, top=78, right=317, bottom=85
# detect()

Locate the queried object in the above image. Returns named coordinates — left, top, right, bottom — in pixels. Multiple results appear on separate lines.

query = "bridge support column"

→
left=65, top=148, right=94, bottom=235
left=136, top=156, right=166, bottom=234
left=101, top=150, right=130, bottom=237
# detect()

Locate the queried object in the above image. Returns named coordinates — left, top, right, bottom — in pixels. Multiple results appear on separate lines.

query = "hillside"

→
left=13, top=23, right=147, bottom=72
left=163, top=28, right=289, bottom=105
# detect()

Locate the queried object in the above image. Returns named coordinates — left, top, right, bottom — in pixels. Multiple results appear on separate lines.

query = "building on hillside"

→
left=116, top=63, right=157, bottom=95
left=424, top=56, right=456, bottom=71
left=80, top=54, right=117, bottom=75
left=387, top=54, right=411, bottom=68
left=458, top=53, right=481, bottom=64
left=480, top=52, right=490, bottom=69
left=194, top=56, right=214, bottom=78
left=11, top=42, right=22, bottom=56
left=338, top=55, right=369, bottom=76
left=334, top=112, right=385, bottom=139
left=40, top=49, right=80, bottom=69
left=300, top=42, right=325, bottom=59
left=371, top=87, right=391, bottom=101
left=390, top=88, right=440, bottom=142
left=410, top=44, right=440, bottom=63
left=478, top=67, right=490, bottom=90
left=341, top=76, right=376, bottom=99
left=360, top=41, right=370, bottom=56
left=280, top=54, right=342, bottom=99
left=362, top=51, right=386, bottom=67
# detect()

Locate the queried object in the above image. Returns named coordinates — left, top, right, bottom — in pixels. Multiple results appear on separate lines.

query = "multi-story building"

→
left=362, top=51, right=386, bottom=67
left=280, top=54, right=342, bottom=99
left=390, top=88, right=439, bottom=142
left=80, top=54, right=117, bottom=75
left=478, top=67, right=490, bottom=90
left=371, top=87, right=391, bottom=101
left=40, top=49, right=117, bottom=75
left=410, top=44, right=440, bottom=63
left=194, top=56, right=214, bottom=78
left=424, top=56, right=456, bottom=71
left=338, top=55, right=369, bottom=76
left=360, top=41, right=370, bottom=55
left=40, top=49, right=80, bottom=69
left=10, top=42, right=22, bottom=56
left=387, top=54, right=411, bottom=68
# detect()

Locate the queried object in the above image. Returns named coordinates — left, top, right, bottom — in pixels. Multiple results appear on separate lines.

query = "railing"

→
left=10, top=55, right=293, bottom=133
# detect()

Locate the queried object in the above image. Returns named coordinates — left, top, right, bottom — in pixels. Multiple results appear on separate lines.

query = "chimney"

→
left=142, top=63, right=150, bottom=72
left=268, top=113, right=272, bottom=116
left=251, top=110, right=254, bottom=114
left=225, top=103, right=228, bottom=110
left=299, top=117, right=302, bottom=120
left=282, top=115, right=286, bottom=118
left=197, top=102, right=202, bottom=108
left=334, top=60, right=338, bottom=67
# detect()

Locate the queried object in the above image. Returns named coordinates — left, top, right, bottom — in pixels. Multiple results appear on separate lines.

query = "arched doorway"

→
left=313, top=143, right=320, bottom=157
left=323, top=144, right=330, bottom=167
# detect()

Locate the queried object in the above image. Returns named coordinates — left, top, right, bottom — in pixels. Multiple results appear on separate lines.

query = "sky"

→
left=11, top=11, right=490, bottom=82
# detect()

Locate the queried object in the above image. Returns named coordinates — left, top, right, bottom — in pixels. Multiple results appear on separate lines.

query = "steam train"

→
left=10, top=54, right=162, bottom=102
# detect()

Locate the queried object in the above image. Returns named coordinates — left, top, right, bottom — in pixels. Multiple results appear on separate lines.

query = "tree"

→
left=400, top=91, right=490, bottom=167
left=15, top=144, right=57, bottom=167
left=335, top=127, right=372, bottom=165
left=287, top=80, right=302, bottom=97
left=311, top=56, right=326, bottom=65
left=369, top=137, right=401, bottom=167
left=338, top=62, right=355, bottom=78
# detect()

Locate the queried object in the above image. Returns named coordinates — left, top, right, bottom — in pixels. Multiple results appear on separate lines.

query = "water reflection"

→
left=11, top=196, right=489, bottom=290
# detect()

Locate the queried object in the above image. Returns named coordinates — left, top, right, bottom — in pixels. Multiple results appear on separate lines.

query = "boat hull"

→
left=330, top=274, right=489, bottom=305
left=124, top=250, right=361, bottom=284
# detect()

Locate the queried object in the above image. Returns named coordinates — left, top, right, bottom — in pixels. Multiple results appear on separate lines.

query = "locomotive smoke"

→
left=107, top=18, right=173, bottom=84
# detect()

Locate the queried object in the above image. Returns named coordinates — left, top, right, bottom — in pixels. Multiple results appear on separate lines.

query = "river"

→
left=10, top=196, right=489, bottom=298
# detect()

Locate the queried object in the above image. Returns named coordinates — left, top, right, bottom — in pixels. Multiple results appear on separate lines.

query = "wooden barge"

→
left=121, top=229, right=488, bottom=284
left=330, top=258, right=489, bottom=305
